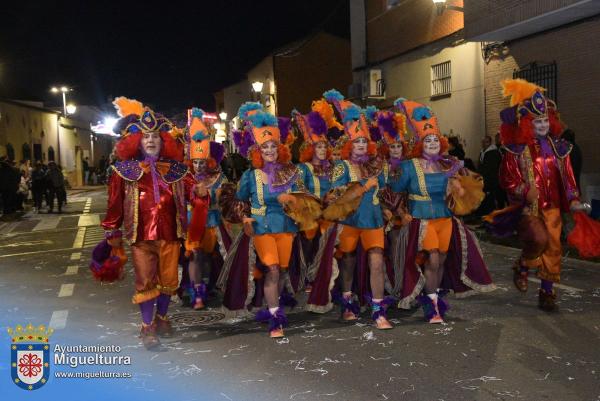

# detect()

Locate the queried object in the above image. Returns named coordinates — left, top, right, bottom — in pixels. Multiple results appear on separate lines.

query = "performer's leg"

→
left=154, top=241, right=181, bottom=337
left=436, top=218, right=453, bottom=288
left=131, top=241, right=161, bottom=349
left=337, top=226, right=361, bottom=320
left=421, top=220, right=445, bottom=323
left=189, top=250, right=206, bottom=310
left=538, top=208, right=562, bottom=311
left=515, top=215, right=549, bottom=292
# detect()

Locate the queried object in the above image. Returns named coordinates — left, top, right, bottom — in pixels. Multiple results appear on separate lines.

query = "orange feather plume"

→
left=113, top=97, right=144, bottom=117
left=501, top=79, right=545, bottom=107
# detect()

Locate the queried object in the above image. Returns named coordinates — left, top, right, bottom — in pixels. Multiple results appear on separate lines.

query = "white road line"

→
left=527, top=277, right=584, bottom=292
left=65, top=265, right=79, bottom=275
left=72, top=227, right=86, bottom=248
left=32, top=216, right=62, bottom=231
left=58, top=283, right=75, bottom=297
left=49, top=310, right=69, bottom=329
left=77, top=214, right=99, bottom=227
left=70, top=252, right=82, bottom=260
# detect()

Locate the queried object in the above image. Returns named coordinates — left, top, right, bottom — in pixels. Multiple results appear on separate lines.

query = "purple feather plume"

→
left=255, top=308, right=271, bottom=323
left=377, top=112, right=398, bottom=140
left=307, top=111, right=327, bottom=136
left=268, top=308, right=288, bottom=331
left=210, top=142, right=225, bottom=164
left=369, top=126, right=381, bottom=142
left=233, top=129, right=255, bottom=157
left=278, top=117, right=292, bottom=143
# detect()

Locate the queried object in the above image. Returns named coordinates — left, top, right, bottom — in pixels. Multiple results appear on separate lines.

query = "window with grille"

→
left=431, top=61, right=452, bottom=98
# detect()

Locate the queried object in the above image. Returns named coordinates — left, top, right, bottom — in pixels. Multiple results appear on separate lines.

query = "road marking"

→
left=527, top=277, right=584, bottom=292
left=78, top=214, right=99, bottom=227
left=49, top=310, right=69, bottom=329
left=0, top=240, right=53, bottom=248
left=70, top=252, right=82, bottom=260
left=32, top=216, right=61, bottom=231
left=58, top=283, right=75, bottom=297
left=65, top=265, right=79, bottom=275
left=72, top=227, right=86, bottom=248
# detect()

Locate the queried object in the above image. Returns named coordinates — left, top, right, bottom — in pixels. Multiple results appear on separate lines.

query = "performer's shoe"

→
left=340, top=294, right=360, bottom=321
left=428, top=312, right=444, bottom=324
left=418, top=293, right=447, bottom=324
left=139, top=323, right=160, bottom=350
left=538, top=289, right=558, bottom=312
left=371, top=298, right=394, bottom=330
left=512, top=265, right=529, bottom=293
left=192, top=298, right=205, bottom=310
left=154, top=314, right=174, bottom=338
left=304, top=284, right=312, bottom=293
left=267, top=308, right=288, bottom=338
left=270, top=326, right=285, bottom=338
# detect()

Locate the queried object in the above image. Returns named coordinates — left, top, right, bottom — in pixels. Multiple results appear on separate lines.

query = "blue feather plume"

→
left=342, top=104, right=362, bottom=123
left=191, top=107, right=204, bottom=119
left=237, top=102, right=263, bottom=120
left=192, top=131, right=209, bottom=141
left=248, top=110, right=278, bottom=128
left=364, top=105, right=378, bottom=122
left=393, top=98, right=407, bottom=108
left=323, top=89, right=344, bottom=102
left=412, top=106, right=432, bottom=121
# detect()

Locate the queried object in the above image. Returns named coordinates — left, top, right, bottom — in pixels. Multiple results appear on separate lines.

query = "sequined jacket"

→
left=236, top=166, right=303, bottom=235
left=500, top=136, right=579, bottom=214
left=330, top=158, right=386, bottom=229
left=102, top=159, right=196, bottom=243
left=390, top=159, right=452, bottom=220
left=296, top=162, right=332, bottom=199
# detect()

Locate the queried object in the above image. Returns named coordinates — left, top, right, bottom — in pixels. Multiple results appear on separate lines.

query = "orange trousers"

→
left=521, top=208, right=562, bottom=283
left=254, top=232, right=294, bottom=268
left=130, top=240, right=180, bottom=304
left=422, top=217, right=453, bottom=253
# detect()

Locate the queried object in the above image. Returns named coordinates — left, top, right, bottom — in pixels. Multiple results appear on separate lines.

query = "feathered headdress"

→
left=499, top=79, right=562, bottom=145
left=321, top=89, right=370, bottom=142
left=393, top=97, right=441, bottom=142
left=376, top=110, right=407, bottom=145
left=111, top=97, right=182, bottom=161
left=292, top=109, right=328, bottom=145
left=185, top=108, right=224, bottom=164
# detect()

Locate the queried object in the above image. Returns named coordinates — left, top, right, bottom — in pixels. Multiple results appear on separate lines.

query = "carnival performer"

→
left=218, top=102, right=322, bottom=338
left=99, top=97, right=209, bottom=349
left=489, top=79, right=588, bottom=311
left=181, top=107, right=230, bottom=310
left=392, top=98, right=495, bottom=324
left=320, top=89, right=393, bottom=330
left=373, top=109, right=411, bottom=299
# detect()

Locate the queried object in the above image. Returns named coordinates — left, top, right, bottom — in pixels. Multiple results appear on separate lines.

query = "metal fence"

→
left=513, top=61, right=557, bottom=102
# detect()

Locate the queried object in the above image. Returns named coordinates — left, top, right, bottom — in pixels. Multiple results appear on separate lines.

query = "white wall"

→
left=376, top=41, right=486, bottom=160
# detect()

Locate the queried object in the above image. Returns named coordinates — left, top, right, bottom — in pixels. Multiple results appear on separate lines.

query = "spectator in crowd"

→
left=477, top=135, right=502, bottom=215
left=98, top=155, right=107, bottom=184
left=46, top=161, right=66, bottom=213
left=562, top=129, right=582, bottom=191
left=448, top=136, right=465, bottom=160
left=83, top=156, right=90, bottom=185
left=16, top=170, right=29, bottom=211
left=31, top=161, right=46, bottom=213
left=0, top=156, right=16, bottom=215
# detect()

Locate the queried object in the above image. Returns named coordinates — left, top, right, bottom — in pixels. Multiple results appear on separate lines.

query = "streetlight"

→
left=50, top=86, right=73, bottom=116
left=219, top=111, right=228, bottom=121
left=251, top=81, right=264, bottom=93
left=432, top=0, right=464, bottom=15
left=66, top=104, right=77, bottom=115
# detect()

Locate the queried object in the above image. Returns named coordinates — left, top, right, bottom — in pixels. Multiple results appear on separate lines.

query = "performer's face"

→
left=314, top=141, right=328, bottom=161
left=260, top=141, right=278, bottom=163
left=389, top=142, right=403, bottom=159
left=352, top=137, right=368, bottom=157
left=533, top=116, right=550, bottom=137
left=423, top=134, right=440, bottom=156
left=141, top=132, right=162, bottom=157
left=332, top=149, right=341, bottom=161
left=193, top=159, right=206, bottom=173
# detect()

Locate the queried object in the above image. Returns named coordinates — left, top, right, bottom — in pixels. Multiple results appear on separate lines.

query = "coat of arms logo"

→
left=8, top=323, right=53, bottom=390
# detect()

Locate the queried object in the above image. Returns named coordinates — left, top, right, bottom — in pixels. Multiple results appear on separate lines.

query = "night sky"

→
left=0, top=1, right=349, bottom=114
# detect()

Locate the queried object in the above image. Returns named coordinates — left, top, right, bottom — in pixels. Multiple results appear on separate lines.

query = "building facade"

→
left=464, top=0, right=600, bottom=200
left=0, top=100, right=114, bottom=187
left=350, top=0, right=486, bottom=159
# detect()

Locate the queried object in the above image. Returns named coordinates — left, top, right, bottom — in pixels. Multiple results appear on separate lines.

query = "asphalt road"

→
left=1, top=188, right=599, bottom=401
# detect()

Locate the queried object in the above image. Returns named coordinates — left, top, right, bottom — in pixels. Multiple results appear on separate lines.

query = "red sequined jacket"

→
left=500, top=136, right=579, bottom=214
left=102, top=159, right=208, bottom=243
